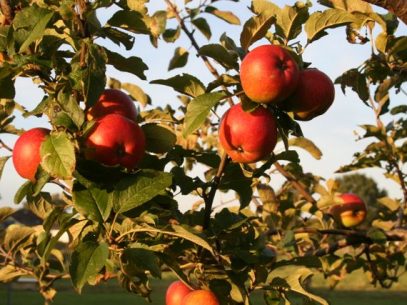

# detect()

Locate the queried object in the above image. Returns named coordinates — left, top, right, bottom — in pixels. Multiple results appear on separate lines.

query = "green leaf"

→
left=268, top=266, right=329, bottom=305
left=25, top=192, right=54, bottom=219
left=205, top=7, right=240, bottom=25
left=40, top=132, right=76, bottom=180
left=251, top=0, right=281, bottom=15
left=107, top=10, right=149, bottom=34
left=171, top=224, right=214, bottom=254
left=240, top=13, right=276, bottom=51
left=56, top=91, right=85, bottom=129
left=104, top=48, right=147, bottom=80
left=121, top=248, right=161, bottom=278
left=121, top=82, right=151, bottom=107
left=367, top=228, right=387, bottom=244
left=113, top=170, right=172, bottom=213
left=288, top=137, right=322, bottom=160
left=183, top=92, right=226, bottom=137
left=335, top=68, right=369, bottom=102
left=0, top=265, right=27, bottom=282
left=14, top=181, right=32, bottom=204
left=377, top=197, right=399, bottom=212
left=0, top=155, right=10, bottom=180
left=4, top=224, right=35, bottom=252
left=70, top=43, right=106, bottom=108
left=318, top=0, right=373, bottom=14
left=163, top=27, right=181, bottom=43
left=305, top=9, right=355, bottom=43
left=192, top=18, right=212, bottom=40
left=149, top=11, right=167, bottom=37
left=99, top=27, right=135, bottom=50
left=151, top=74, right=205, bottom=98
left=142, top=123, right=176, bottom=154
left=127, top=0, right=148, bottom=14
left=0, top=207, right=14, bottom=223
left=19, top=11, right=54, bottom=53
left=207, top=74, right=240, bottom=92
left=276, top=4, right=310, bottom=42
left=220, top=163, right=253, bottom=208
left=198, top=44, right=238, bottom=70
left=168, top=47, right=189, bottom=71
left=70, top=241, right=109, bottom=293
left=73, top=182, right=112, bottom=222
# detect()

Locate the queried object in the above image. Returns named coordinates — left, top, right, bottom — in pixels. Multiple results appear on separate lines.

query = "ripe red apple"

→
left=329, top=193, right=367, bottom=228
left=87, top=89, right=138, bottom=121
left=283, top=68, right=335, bottom=121
left=166, top=281, right=193, bottom=305
left=219, top=103, right=278, bottom=163
left=181, top=290, right=219, bottom=305
left=240, top=45, right=299, bottom=104
left=12, top=128, right=50, bottom=181
left=84, top=114, right=145, bottom=169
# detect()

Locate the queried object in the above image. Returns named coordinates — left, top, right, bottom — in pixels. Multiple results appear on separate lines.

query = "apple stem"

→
left=203, top=152, right=229, bottom=230
left=273, top=161, right=317, bottom=204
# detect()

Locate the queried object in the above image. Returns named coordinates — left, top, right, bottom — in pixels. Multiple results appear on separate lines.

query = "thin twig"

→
left=273, top=161, right=317, bottom=204
left=0, top=138, right=12, bottom=152
left=165, top=0, right=234, bottom=106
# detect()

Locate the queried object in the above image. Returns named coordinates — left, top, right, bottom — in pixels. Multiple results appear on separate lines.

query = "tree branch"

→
left=273, top=162, right=317, bottom=204
left=164, top=0, right=234, bottom=106
left=203, top=152, right=229, bottom=229
left=362, top=0, right=407, bottom=24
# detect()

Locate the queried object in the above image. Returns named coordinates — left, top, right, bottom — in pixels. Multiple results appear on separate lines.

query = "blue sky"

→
left=0, top=0, right=405, bottom=208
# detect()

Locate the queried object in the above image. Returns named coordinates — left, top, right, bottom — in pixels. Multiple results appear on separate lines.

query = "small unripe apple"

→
left=87, top=89, right=138, bottom=121
left=283, top=68, right=335, bottom=121
left=181, top=290, right=219, bottom=305
left=329, top=193, right=367, bottom=228
left=240, top=45, right=299, bottom=104
left=84, top=114, right=145, bottom=169
left=12, top=128, right=50, bottom=181
left=166, top=281, right=193, bottom=305
left=219, top=103, right=277, bottom=163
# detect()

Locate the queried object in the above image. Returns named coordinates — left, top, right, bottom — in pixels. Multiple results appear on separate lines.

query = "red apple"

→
left=181, top=290, right=219, bottom=305
left=166, top=281, right=193, bottom=305
left=84, top=114, right=145, bottom=169
left=283, top=68, right=335, bottom=121
left=87, top=89, right=138, bottom=121
left=12, top=128, right=50, bottom=181
left=219, top=103, right=278, bottom=163
left=329, top=193, right=367, bottom=228
left=240, top=45, right=299, bottom=104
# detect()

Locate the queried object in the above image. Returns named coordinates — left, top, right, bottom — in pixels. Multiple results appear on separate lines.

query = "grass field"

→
left=1, top=272, right=407, bottom=305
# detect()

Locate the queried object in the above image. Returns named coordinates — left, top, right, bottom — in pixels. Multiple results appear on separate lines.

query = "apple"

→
left=219, top=103, right=277, bottom=163
left=283, top=68, right=335, bottom=121
left=166, top=281, right=193, bottom=305
left=240, top=45, right=299, bottom=104
left=12, top=127, right=50, bottom=181
left=84, top=113, right=145, bottom=169
left=87, top=89, right=138, bottom=121
left=329, top=193, right=367, bottom=228
left=181, top=290, right=219, bottom=305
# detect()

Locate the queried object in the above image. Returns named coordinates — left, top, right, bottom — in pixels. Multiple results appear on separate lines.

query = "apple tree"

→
left=0, top=0, right=406, bottom=304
